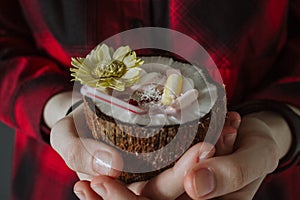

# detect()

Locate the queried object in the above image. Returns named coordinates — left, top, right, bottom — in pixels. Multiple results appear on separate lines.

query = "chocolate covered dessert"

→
left=71, top=44, right=223, bottom=183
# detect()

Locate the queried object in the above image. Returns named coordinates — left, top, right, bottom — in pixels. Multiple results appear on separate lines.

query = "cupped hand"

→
left=50, top=104, right=124, bottom=180
left=184, top=111, right=292, bottom=200
left=73, top=111, right=242, bottom=200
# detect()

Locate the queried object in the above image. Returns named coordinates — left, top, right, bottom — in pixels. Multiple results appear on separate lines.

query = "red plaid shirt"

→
left=0, top=0, right=300, bottom=199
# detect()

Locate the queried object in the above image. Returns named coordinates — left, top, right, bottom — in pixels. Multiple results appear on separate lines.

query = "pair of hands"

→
left=69, top=110, right=242, bottom=200
left=47, top=92, right=292, bottom=200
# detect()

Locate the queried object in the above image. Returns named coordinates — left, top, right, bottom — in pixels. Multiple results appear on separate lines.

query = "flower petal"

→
left=101, top=78, right=125, bottom=91
left=113, top=46, right=131, bottom=61
left=122, top=68, right=140, bottom=80
left=99, top=44, right=112, bottom=62
left=123, top=55, right=136, bottom=68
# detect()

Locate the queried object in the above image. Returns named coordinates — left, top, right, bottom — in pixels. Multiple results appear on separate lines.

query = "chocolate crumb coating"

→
left=83, top=96, right=211, bottom=183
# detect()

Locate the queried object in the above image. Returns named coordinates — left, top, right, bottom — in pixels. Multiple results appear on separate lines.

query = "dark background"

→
left=0, top=122, right=14, bottom=200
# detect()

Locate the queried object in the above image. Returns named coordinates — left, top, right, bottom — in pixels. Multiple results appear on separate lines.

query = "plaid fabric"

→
left=0, top=0, right=299, bottom=199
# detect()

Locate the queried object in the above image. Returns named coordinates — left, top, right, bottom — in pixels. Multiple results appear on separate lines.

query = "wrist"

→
left=243, top=111, right=292, bottom=160
left=234, top=100, right=300, bottom=172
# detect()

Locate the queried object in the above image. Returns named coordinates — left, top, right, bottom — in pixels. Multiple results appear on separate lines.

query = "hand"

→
left=48, top=94, right=124, bottom=180
left=73, top=112, right=242, bottom=200
left=183, top=111, right=292, bottom=200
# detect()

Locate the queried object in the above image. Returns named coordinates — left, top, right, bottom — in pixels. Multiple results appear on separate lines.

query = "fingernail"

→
left=93, top=151, right=112, bottom=175
left=74, top=191, right=85, bottom=200
left=91, top=183, right=107, bottom=197
left=199, top=151, right=211, bottom=161
left=224, top=133, right=236, bottom=146
left=198, top=144, right=215, bottom=161
left=194, top=168, right=215, bottom=197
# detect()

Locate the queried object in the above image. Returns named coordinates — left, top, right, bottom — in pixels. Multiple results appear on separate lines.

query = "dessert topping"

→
left=71, top=44, right=144, bottom=91
left=161, top=74, right=183, bottom=105
left=170, top=89, right=199, bottom=110
left=130, top=85, right=163, bottom=109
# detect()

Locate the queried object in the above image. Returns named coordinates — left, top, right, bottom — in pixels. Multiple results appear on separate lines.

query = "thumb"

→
left=50, top=105, right=123, bottom=177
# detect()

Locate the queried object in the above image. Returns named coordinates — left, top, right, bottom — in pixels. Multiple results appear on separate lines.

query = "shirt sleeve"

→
left=251, top=0, right=300, bottom=107
left=0, top=1, right=72, bottom=141
left=234, top=0, right=300, bottom=170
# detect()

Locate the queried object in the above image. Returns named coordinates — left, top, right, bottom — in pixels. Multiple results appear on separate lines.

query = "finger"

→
left=215, top=126, right=237, bottom=156
left=74, top=180, right=103, bottom=200
left=91, top=176, right=149, bottom=200
left=50, top=105, right=123, bottom=177
left=216, top=177, right=264, bottom=200
left=127, top=181, right=148, bottom=195
left=129, top=112, right=240, bottom=198
left=224, top=111, right=241, bottom=129
left=140, top=142, right=215, bottom=200
left=184, top=137, right=278, bottom=199
left=215, top=112, right=241, bottom=156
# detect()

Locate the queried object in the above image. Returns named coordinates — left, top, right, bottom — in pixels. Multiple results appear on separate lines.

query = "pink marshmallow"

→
left=171, top=89, right=199, bottom=110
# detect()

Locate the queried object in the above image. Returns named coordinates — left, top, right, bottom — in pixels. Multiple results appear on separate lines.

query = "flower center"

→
left=93, top=60, right=127, bottom=79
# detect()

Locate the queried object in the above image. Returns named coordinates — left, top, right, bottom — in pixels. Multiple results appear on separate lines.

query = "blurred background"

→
left=0, top=122, right=14, bottom=200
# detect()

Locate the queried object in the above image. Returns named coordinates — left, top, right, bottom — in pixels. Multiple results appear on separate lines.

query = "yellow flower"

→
left=70, top=44, right=144, bottom=91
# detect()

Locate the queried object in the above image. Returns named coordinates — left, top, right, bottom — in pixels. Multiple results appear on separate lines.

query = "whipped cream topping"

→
left=83, top=57, right=217, bottom=126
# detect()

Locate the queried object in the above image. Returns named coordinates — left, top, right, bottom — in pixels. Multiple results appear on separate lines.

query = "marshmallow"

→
left=161, top=74, right=183, bottom=105
left=171, top=89, right=199, bottom=110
